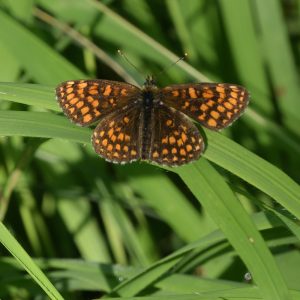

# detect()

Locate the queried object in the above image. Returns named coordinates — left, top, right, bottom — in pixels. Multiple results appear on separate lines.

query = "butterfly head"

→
left=144, top=75, right=157, bottom=88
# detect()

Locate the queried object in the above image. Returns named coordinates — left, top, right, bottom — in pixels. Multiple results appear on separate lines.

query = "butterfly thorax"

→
left=140, top=77, right=160, bottom=159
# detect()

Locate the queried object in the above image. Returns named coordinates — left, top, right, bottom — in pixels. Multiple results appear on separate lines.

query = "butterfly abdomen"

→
left=141, top=89, right=155, bottom=159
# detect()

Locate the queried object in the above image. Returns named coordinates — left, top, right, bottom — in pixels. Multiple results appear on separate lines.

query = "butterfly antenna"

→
left=118, top=49, right=145, bottom=79
left=156, top=53, right=187, bottom=77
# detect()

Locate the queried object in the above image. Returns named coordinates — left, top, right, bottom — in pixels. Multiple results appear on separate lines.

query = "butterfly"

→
left=55, top=76, right=249, bottom=166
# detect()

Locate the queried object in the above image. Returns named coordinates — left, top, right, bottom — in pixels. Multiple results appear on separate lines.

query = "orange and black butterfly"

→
left=55, top=76, right=249, bottom=166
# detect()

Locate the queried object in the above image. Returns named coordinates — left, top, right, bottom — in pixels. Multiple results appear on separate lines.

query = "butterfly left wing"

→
left=56, top=79, right=140, bottom=126
left=147, top=104, right=204, bottom=166
left=161, top=83, right=249, bottom=130
left=92, top=103, right=143, bottom=164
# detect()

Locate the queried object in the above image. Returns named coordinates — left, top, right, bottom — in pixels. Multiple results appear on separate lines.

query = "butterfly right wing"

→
left=56, top=79, right=140, bottom=126
left=147, top=103, right=204, bottom=166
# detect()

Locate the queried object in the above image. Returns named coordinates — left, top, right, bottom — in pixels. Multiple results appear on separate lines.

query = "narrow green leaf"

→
left=0, top=222, right=63, bottom=300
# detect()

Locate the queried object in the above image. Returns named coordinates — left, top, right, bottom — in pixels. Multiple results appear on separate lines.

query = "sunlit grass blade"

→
left=0, top=10, right=85, bottom=84
left=0, top=222, right=63, bottom=300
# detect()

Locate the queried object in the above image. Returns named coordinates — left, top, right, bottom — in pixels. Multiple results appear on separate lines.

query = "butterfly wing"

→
left=147, top=103, right=204, bottom=166
left=56, top=79, right=140, bottom=126
left=161, top=83, right=249, bottom=130
left=92, top=103, right=143, bottom=164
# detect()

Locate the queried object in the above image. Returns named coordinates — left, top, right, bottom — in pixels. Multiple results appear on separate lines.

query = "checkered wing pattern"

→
left=56, top=80, right=140, bottom=126
left=92, top=104, right=142, bottom=164
left=162, top=83, right=249, bottom=130
left=149, top=104, right=204, bottom=166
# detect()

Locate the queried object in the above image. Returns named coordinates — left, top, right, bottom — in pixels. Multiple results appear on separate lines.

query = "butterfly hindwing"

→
left=92, top=104, right=143, bottom=164
left=147, top=104, right=204, bottom=166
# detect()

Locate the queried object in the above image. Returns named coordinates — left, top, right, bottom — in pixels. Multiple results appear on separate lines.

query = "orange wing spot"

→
left=177, top=139, right=184, bottom=146
left=83, top=114, right=92, bottom=123
left=78, top=82, right=88, bottom=89
left=67, top=93, right=75, bottom=100
left=172, top=90, right=179, bottom=97
left=216, top=86, right=225, bottom=93
left=123, top=116, right=130, bottom=123
left=202, top=90, right=214, bottom=98
left=107, top=144, right=113, bottom=151
left=115, top=144, right=121, bottom=151
left=228, top=98, right=237, bottom=105
left=60, top=92, right=65, bottom=97
left=125, top=135, right=130, bottom=142
left=198, top=114, right=206, bottom=121
left=200, top=104, right=209, bottom=111
left=181, top=132, right=187, bottom=143
left=173, top=156, right=178, bottom=162
left=100, top=131, right=105, bottom=137
left=182, top=101, right=190, bottom=109
left=70, top=97, right=79, bottom=105
left=102, top=139, right=108, bottom=146
left=89, top=89, right=98, bottom=95
left=69, top=107, right=75, bottom=114
left=171, top=148, right=177, bottom=154
left=152, top=151, right=159, bottom=158
left=120, top=89, right=128, bottom=96
left=108, top=128, right=114, bottom=137
left=118, top=133, right=124, bottom=141
left=188, top=88, right=198, bottom=99
left=66, top=87, right=73, bottom=94
left=166, top=119, right=173, bottom=126
left=230, top=92, right=238, bottom=98
left=217, top=98, right=224, bottom=103
left=64, top=104, right=70, bottom=108
left=109, top=98, right=115, bottom=104
left=191, top=137, right=196, bottom=143
left=180, top=148, right=187, bottom=156
left=103, top=85, right=112, bottom=96
left=169, top=136, right=176, bottom=144
left=92, top=100, right=99, bottom=107
left=210, top=110, right=220, bottom=119
left=123, top=145, right=129, bottom=152
left=76, top=101, right=84, bottom=109
left=162, top=149, right=168, bottom=155
left=217, top=105, right=225, bottom=112
left=208, top=118, right=217, bottom=127
left=77, top=89, right=84, bottom=95
left=87, top=96, right=94, bottom=103
left=111, top=135, right=117, bottom=142
left=207, top=100, right=215, bottom=107
left=162, top=137, right=168, bottom=144
left=93, top=109, right=101, bottom=117
left=195, top=145, right=201, bottom=151
left=109, top=121, right=115, bottom=127
left=186, top=144, right=193, bottom=152
left=131, top=150, right=137, bottom=156
left=174, top=130, right=180, bottom=136
left=94, top=139, right=100, bottom=144
left=227, top=112, right=233, bottom=119
left=81, top=106, right=89, bottom=115
left=113, top=152, right=119, bottom=158
left=224, top=102, right=233, bottom=109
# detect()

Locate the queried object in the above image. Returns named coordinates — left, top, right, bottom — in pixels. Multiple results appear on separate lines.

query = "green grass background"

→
left=0, top=0, right=300, bottom=299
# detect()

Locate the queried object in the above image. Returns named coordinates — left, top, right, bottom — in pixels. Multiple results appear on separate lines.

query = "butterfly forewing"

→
left=92, top=104, right=142, bottom=164
left=148, top=104, right=204, bottom=166
left=56, top=79, right=140, bottom=126
left=161, top=83, right=249, bottom=130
